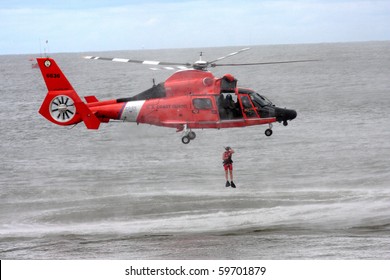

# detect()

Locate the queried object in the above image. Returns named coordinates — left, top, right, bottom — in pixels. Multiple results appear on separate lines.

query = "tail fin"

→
left=37, top=58, right=100, bottom=129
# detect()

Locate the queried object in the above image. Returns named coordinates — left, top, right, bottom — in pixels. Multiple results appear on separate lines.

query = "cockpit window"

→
left=250, top=92, right=273, bottom=107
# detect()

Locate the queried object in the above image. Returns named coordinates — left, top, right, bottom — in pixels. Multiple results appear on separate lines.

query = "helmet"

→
left=225, top=146, right=231, bottom=150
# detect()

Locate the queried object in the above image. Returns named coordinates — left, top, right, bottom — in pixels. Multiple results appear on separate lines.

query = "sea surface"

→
left=0, top=42, right=389, bottom=259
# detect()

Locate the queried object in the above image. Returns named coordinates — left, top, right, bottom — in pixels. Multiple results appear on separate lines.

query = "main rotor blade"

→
left=211, top=59, right=320, bottom=67
left=84, top=56, right=191, bottom=67
left=208, top=47, right=251, bottom=64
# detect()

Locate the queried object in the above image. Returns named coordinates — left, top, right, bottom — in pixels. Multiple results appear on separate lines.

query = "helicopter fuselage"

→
left=37, top=58, right=297, bottom=144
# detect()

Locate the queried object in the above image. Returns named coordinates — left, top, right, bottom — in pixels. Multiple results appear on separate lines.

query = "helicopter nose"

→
left=275, top=107, right=297, bottom=125
left=286, top=109, right=297, bottom=120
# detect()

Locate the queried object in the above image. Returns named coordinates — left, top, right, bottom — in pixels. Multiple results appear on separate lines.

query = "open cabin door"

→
left=215, top=92, right=260, bottom=121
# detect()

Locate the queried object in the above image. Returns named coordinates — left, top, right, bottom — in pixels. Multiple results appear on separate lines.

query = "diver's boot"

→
left=230, top=181, right=236, bottom=188
left=225, top=181, right=230, bottom=187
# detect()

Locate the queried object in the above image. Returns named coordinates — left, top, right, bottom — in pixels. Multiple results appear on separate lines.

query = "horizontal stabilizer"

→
left=85, top=96, right=99, bottom=103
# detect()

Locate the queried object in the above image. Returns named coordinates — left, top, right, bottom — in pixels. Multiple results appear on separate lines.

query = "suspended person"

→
left=222, top=146, right=236, bottom=188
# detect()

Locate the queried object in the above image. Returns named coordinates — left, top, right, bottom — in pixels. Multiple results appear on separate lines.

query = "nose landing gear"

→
left=265, top=124, right=273, bottom=137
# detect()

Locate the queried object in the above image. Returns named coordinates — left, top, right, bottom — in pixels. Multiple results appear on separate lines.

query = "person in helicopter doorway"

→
left=217, top=93, right=227, bottom=119
left=222, top=146, right=236, bottom=188
left=224, top=94, right=236, bottom=119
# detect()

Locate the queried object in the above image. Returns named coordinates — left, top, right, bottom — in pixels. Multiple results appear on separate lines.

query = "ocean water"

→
left=0, top=41, right=390, bottom=259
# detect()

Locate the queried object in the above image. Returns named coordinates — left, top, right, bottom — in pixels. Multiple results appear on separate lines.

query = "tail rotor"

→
left=50, top=95, right=76, bottom=122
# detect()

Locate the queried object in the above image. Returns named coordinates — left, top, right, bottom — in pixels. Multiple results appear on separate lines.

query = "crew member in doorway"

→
left=222, top=146, right=236, bottom=188
left=225, top=94, right=236, bottom=119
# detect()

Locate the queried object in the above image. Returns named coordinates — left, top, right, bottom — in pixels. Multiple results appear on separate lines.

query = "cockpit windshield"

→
left=250, top=92, right=273, bottom=107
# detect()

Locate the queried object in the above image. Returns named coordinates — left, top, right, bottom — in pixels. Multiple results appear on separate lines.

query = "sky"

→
left=0, top=0, right=389, bottom=55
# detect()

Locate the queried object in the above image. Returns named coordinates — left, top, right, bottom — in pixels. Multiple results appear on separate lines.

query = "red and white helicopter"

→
left=36, top=48, right=305, bottom=144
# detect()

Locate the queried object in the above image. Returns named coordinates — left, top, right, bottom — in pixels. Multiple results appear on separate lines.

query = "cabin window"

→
left=193, top=98, right=212, bottom=109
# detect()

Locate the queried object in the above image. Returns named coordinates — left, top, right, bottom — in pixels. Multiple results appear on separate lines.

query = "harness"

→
left=223, top=151, right=233, bottom=165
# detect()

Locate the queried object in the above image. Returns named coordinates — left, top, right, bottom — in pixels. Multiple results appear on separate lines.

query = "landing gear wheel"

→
left=283, top=120, right=288, bottom=126
left=188, top=131, right=196, bottom=140
left=265, top=129, right=273, bottom=137
left=182, top=136, right=190, bottom=144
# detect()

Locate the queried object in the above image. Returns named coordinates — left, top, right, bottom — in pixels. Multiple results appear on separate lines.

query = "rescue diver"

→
left=222, top=146, right=236, bottom=188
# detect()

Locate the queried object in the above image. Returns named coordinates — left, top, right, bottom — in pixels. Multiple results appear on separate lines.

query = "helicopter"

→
left=36, top=48, right=307, bottom=144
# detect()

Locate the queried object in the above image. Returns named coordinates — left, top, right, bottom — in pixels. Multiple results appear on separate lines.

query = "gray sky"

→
left=1, top=0, right=389, bottom=55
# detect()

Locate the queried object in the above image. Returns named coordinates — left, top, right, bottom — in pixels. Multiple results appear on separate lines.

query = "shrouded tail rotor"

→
left=50, top=95, right=76, bottom=122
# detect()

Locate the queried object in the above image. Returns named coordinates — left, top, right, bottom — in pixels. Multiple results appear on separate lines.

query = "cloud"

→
left=0, top=0, right=389, bottom=54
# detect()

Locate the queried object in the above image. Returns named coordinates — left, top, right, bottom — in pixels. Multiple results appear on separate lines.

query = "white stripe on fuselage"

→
left=120, top=100, right=145, bottom=122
